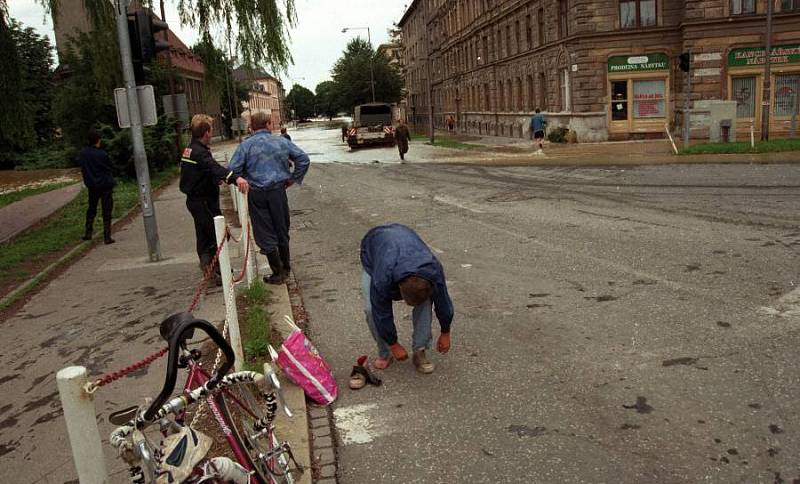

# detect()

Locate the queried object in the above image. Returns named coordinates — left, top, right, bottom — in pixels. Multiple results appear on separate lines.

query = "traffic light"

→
left=127, top=11, right=170, bottom=83
left=679, top=52, right=691, bottom=73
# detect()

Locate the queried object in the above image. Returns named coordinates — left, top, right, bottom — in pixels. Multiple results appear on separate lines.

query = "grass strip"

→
left=0, top=166, right=177, bottom=291
left=241, top=281, right=273, bottom=373
left=679, top=138, right=800, bottom=155
left=0, top=182, right=75, bottom=209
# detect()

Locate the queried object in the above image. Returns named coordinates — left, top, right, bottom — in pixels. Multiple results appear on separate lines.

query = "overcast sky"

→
left=8, top=0, right=409, bottom=92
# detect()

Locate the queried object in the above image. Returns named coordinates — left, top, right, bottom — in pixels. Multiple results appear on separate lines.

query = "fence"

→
left=56, top=187, right=256, bottom=483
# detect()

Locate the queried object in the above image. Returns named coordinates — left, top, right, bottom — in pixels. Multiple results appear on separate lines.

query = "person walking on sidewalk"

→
left=79, top=128, right=116, bottom=244
left=530, top=108, right=547, bottom=152
left=229, top=111, right=310, bottom=285
left=280, top=127, right=292, bottom=141
left=360, top=223, right=454, bottom=374
left=180, top=114, right=250, bottom=283
left=395, top=119, right=411, bottom=161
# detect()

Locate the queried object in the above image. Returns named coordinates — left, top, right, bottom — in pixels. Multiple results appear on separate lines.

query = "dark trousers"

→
left=86, top=187, right=113, bottom=230
left=249, top=185, right=290, bottom=254
left=186, top=196, right=221, bottom=260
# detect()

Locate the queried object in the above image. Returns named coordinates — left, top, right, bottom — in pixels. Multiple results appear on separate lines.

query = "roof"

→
left=161, top=29, right=204, bottom=76
left=233, top=66, right=282, bottom=86
left=398, top=0, right=420, bottom=27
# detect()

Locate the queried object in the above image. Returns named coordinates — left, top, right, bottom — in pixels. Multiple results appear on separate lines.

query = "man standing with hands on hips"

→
left=360, top=223, right=454, bottom=374
left=229, top=112, right=310, bottom=284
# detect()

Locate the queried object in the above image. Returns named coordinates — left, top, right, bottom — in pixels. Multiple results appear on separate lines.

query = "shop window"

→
left=620, top=0, right=657, bottom=29
left=782, top=0, right=800, bottom=11
left=633, top=79, right=665, bottom=118
left=731, top=0, right=755, bottom=15
left=775, top=74, right=800, bottom=117
left=611, top=80, right=628, bottom=121
left=732, top=76, right=757, bottom=118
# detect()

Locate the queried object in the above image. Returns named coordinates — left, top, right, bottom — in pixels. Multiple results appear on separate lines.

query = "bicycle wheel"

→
left=217, top=384, right=295, bottom=484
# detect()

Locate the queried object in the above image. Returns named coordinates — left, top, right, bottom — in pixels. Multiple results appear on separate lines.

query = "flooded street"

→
left=0, top=168, right=80, bottom=195
left=286, top=124, right=800, bottom=483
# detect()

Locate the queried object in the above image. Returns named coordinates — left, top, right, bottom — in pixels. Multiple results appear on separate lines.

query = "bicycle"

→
left=109, top=312, right=302, bottom=483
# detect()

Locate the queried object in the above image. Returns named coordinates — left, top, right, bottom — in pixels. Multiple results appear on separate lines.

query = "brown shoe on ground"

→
left=412, top=350, right=435, bottom=374
left=372, top=356, right=393, bottom=370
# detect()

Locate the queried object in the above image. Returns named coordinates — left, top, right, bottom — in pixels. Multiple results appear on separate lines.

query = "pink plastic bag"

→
left=272, top=316, right=337, bottom=405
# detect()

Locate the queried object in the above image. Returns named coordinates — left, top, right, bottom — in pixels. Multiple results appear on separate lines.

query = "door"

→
left=731, top=75, right=760, bottom=140
left=609, top=80, right=630, bottom=132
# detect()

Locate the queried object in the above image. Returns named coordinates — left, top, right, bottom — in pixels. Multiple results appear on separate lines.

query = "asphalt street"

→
left=286, top=124, right=800, bottom=483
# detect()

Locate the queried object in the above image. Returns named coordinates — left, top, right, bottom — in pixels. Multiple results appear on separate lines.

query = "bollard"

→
left=240, top=193, right=258, bottom=285
left=229, top=184, right=238, bottom=213
left=56, top=366, right=109, bottom=483
left=214, top=216, right=245, bottom=371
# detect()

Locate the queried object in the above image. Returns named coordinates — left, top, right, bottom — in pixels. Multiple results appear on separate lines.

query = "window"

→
left=782, top=0, right=800, bottom=11
left=515, top=20, right=521, bottom=53
left=620, top=0, right=656, bottom=29
left=775, top=74, right=800, bottom=117
left=632, top=79, right=665, bottom=118
left=505, top=25, right=511, bottom=56
left=561, top=69, right=571, bottom=111
left=538, top=72, right=548, bottom=109
left=731, top=0, right=755, bottom=14
left=527, top=74, right=535, bottom=110
left=482, top=35, right=488, bottom=62
left=732, top=76, right=757, bottom=118
left=526, top=14, right=532, bottom=48
left=560, top=0, right=569, bottom=38
left=537, top=8, right=545, bottom=45
left=611, top=80, right=628, bottom=121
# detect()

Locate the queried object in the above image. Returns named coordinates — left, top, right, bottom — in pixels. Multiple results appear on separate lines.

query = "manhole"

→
left=486, top=192, right=534, bottom=202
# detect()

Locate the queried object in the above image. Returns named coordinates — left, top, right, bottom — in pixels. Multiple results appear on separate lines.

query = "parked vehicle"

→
left=347, top=103, right=396, bottom=148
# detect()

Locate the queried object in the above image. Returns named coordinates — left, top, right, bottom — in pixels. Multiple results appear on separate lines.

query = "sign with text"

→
left=728, top=45, right=800, bottom=67
left=608, top=53, right=669, bottom=72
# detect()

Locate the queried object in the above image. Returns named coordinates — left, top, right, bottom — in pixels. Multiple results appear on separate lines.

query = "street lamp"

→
left=342, top=26, right=376, bottom=103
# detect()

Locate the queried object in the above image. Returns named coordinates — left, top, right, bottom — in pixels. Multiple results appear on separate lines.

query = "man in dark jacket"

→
left=395, top=119, right=411, bottom=161
left=360, top=224, right=454, bottom=374
left=79, top=128, right=116, bottom=244
left=180, top=114, right=250, bottom=280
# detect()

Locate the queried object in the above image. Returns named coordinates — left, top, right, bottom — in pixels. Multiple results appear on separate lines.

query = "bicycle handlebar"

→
left=143, top=312, right=234, bottom=422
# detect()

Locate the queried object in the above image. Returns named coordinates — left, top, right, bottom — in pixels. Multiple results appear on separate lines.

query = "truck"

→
left=346, top=103, right=396, bottom=148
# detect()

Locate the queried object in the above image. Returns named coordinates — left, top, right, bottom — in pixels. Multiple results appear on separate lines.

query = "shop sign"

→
left=608, top=53, right=669, bottom=72
left=728, top=45, right=800, bottom=67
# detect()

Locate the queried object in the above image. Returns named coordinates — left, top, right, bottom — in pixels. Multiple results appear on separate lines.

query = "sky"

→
left=8, top=0, right=409, bottom=92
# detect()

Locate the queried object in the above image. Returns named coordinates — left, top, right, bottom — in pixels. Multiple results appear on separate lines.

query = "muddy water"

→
left=0, top=169, right=81, bottom=194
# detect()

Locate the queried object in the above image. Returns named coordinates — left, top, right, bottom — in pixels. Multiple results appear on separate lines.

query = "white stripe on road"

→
left=433, top=194, right=485, bottom=213
left=760, top=285, right=800, bottom=318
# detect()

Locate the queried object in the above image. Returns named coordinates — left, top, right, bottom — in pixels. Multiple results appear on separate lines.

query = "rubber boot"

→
left=82, top=221, right=93, bottom=241
left=278, top=245, right=291, bottom=279
left=199, top=253, right=222, bottom=286
left=263, top=249, right=286, bottom=285
left=103, top=220, right=115, bottom=245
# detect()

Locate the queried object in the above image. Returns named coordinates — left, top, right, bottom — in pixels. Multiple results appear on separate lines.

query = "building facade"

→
left=398, top=0, right=800, bottom=141
left=233, top=68, right=286, bottom=128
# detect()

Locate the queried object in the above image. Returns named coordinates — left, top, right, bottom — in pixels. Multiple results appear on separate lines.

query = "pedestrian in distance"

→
left=180, top=114, right=250, bottom=285
left=280, top=127, right=292, bottom=141
left=341, top=125, right=348, bottom=143
left=530, top=108, right=547, bottom=152
left=395, top=119, right=411, bottom=161
left=79, top=128, right=116, bottom=244
left=360, top=223, right=454, bottom=374
left=446, top=114, right=455, bottom=133
left=229, top=111, right=310, bottom=285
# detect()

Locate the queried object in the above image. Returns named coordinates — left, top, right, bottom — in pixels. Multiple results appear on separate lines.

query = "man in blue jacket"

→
left=360, top=224, right=454, bottom=374
left=229, top=112, right=310, bottom=284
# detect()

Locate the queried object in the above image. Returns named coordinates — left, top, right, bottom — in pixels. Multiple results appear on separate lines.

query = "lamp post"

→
left=342, top=27, right=376, bottom=103
left=760, top=0, right=774, bottom=141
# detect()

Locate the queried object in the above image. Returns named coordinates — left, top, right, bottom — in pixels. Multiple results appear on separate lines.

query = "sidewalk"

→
left=0, top=177, right=282, bottom=482
left=0, top=183, right=81, bottom=244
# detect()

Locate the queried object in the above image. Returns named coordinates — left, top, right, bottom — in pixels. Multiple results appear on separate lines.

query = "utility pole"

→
left=424, top=8, right=434, bottom=144
left=114, top=0, right=161, bottom=261
left=761, top=0, right=774, bottom=141
left=683, top=49, right=692, bottom=150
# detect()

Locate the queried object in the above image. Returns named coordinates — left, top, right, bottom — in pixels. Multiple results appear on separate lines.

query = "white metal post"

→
left=229, top=185, right=238, bottom=213
left=239, top=194, right=257, bottom=285
left=56, top=366, right=109, bottom=483
left=214, top=216, right=244, bottom=371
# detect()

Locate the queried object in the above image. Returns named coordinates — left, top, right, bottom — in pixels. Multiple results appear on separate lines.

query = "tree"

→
left=286, top=84, right=315, bottom=120
left=40, top=0, right=296, bottom=73
left=9, top=20, right=55, bottom=143
left=315, top=81, right=338, bottom=120
left=331, top=38, right=402, bottom=114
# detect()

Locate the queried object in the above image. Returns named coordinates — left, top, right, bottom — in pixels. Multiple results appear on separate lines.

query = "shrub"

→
left=548, top=126, right=569, bottom=143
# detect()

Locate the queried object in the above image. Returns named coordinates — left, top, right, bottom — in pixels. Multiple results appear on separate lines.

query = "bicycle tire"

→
left=216, top=384, right=295, bottom=484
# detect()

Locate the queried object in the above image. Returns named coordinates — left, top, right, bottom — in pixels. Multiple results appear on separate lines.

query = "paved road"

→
left=0, top=184, right=81, bottom=244
left=287, top=125, right=800, bottom=482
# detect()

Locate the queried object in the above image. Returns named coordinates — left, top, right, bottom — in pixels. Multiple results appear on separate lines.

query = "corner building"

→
left=398, top=0, right=800, bottom=141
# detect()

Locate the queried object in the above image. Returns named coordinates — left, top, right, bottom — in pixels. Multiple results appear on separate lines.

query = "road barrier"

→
left=56, top=189, right=256, bottom=480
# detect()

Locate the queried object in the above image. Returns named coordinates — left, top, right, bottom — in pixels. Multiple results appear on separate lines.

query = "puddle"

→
left=333, top=403, right=385, bottom=445
left=662, top=357, right=698, bottom=367
left=584, top=295, right=617, bottom=302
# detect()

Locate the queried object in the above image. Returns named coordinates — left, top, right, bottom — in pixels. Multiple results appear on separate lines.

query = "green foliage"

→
left=547, top=127, right=569, bottom=143
left=243, top=281, right=272, bottom=364
left=96, top=115, right=179, bottom=178
left=10, top=143, right=73, bottom=171
left=679, top=138, right=800, bottom=155
left=331, top=38, right=403, bottom=114
left=286, top=84, right=315, bottom=120
left=244, top=280, right=269, bottom=305
left=315, top=81, right=339, bottom=120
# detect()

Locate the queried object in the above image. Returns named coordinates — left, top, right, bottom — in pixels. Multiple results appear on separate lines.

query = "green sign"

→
left=728, top=45, right=800, bottom=67
left=608, top=53, right=669, bottom=73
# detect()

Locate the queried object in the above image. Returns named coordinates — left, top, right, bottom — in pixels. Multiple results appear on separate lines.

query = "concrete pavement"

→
left=285, top=125, right=800, bottom=483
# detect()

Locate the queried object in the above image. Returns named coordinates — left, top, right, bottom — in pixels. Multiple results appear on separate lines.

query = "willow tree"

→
left=40, top=0, right=296, bottom=72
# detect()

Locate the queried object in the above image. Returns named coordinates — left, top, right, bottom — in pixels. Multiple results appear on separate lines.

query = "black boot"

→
left=103, top=221, right=115, bottom=244
left=199, top=253, right=222, bottom=286
left=82, top=221, right=93, bottom=241
left=263, top=249, right=286, bottom=285
left=278, top=245, right=291, bottom=278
